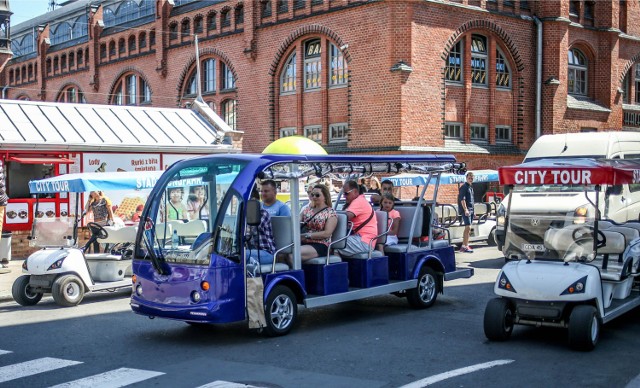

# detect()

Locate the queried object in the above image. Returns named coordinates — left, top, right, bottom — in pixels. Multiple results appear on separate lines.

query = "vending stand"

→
left=0, top=99, right=241, bottom=258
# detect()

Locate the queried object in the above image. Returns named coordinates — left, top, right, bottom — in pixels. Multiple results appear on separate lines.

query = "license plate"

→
left=522, top=243, right=545, bottom=252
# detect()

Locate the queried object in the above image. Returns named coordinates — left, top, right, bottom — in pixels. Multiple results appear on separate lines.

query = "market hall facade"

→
left=2, top=0, right=640, bottom=172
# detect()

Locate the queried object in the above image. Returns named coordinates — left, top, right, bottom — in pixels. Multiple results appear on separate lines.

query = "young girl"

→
left=378, top=192, right=400, bottom=251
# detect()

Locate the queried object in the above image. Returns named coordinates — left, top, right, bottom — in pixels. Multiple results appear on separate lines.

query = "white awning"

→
left=0, top=99, right=242, bottom=153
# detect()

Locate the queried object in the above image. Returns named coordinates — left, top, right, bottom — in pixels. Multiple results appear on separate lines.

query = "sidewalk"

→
left=0, top=259, right=24, bottom=303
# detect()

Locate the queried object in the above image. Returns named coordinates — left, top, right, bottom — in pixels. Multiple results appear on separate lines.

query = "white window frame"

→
left=495, top=125, right=512, bottom=143
left=329, top=44, right=347, bottom=87
left=471, top=35, right=488, bottom=86
left=204, top=59, right=216, bottom=93
left=568, top=48, right=587, bottom=96
left=304, top=40, right=321, bottom=90
left=470, top=124, right=488, bottom=143
left=222, top=63, right=235, bottom=90
left=444, top=122, right=462, bottom=139
left=496, top=48, right=511, bottom=89
left=445, top=40, right=463, bottom=83
left=304, top=125, right=322, bottom=143
left=329, top=123, right=348, bottom=143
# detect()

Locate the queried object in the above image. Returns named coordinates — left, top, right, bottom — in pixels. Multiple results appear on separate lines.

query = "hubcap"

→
left=419, top=274, right=436, bottom=302
left=270, top=295, right=293, bottom=330
left=590, top=315, right=598, bottom=342
left=65, top=282, right=81, bottom=301
left=25, top=285, right=39, bottom=299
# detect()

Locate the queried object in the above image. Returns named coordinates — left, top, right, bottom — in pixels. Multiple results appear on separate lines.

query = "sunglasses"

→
left=344, top=189, right=355, bottom=195
left=311, top=193, right=322, bottom=198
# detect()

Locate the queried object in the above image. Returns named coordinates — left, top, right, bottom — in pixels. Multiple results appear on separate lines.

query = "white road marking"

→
left=398, top=359, right=515, bottom=387
left=0, top=350, right=12, bottom=355
left=197, top=381, right=262, bottom=388
left=0, top=357, right=82, bottom=383
left=49, top=367, right=165, bottom=388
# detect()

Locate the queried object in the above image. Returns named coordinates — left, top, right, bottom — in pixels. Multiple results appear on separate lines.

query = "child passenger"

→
left=378, top=192, right=400, bottom=251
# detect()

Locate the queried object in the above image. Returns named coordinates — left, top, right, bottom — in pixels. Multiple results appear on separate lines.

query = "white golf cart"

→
left=12, top=171, right=162, bottom=307
left=485, top=158, right=640, bottom=350
left=387, top=170, right=499, bottom=246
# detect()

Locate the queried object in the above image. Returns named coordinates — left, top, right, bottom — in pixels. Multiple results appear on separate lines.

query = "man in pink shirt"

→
left=337, top=180, right=379, bottom=257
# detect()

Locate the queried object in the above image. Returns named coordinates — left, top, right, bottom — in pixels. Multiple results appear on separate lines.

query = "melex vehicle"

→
left=130, top=153, right=474, bottom=336
left=12, top=171, right=161, bottom=307
left=486, top=158, right=640, bottom=351
left=387, top=170, right=499, bottom=247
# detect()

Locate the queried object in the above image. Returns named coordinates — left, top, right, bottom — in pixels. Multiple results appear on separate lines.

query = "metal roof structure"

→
left=0, top=98, right=242, bottom=153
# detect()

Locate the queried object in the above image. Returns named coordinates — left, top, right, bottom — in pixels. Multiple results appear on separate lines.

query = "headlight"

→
left=22, top=260, right=28, bottom=271
left=496, top=203, right=506, bottom=227
left=560, top=276, right=587, bottom=295
left=136, top=284, right=143, bottom=296
left=191, top=290, right=201, bottom=303
left=47, top=255, right=68, bottom=271
left=497, top=272, right=516, bottom=293
left=573, top=206, right=590, bottom=224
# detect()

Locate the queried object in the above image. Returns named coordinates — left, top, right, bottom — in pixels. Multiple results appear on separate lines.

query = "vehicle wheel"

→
left=487, top=227, right=497, bottom=246
left=568, top=305, right=600, bottom=351
left=52, top=275, right=85, bottom=307
left=407, top=266, right=439, bottom=309
left=12, top=275, right=43, bottom=306
left=263, top=285, right=297, bottom=337
left=484, top=298, right=514, bottom=341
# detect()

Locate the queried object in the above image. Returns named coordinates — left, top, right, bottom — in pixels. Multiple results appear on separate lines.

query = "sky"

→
left=10, top=0, right=51, bottom=26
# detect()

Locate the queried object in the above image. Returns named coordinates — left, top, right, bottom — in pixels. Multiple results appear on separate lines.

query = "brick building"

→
left=2, top=0, right=640, bottom=171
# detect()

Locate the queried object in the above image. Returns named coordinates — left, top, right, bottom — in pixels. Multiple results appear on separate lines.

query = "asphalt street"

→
left=1, top=245, right=639, bottom=388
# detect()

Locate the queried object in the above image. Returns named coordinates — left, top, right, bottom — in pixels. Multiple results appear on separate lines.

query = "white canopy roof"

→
left=0, top=99, right=241, bottom=153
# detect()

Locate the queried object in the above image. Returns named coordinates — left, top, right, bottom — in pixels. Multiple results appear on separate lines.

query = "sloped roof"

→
left=0, top=99, right=241, bottom=153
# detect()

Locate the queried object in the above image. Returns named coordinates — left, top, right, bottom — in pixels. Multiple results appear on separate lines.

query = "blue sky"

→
left=10, top=0, right=51, bottom=26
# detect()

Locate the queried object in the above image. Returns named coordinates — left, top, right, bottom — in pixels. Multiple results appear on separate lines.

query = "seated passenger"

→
left=378, top=193, right=400, bottom=251
left=166, top=187, right=188, bottom=221
left=296, top=184, right=338, bottom=264
left=246, top=189, right=276, bottom=265
left=336, top=180, right=378, bottom=258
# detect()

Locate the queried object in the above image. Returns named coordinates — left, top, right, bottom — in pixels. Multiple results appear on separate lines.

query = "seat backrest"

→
left=474, top=202, right=488, bottom=216
left=100, top=226, right=137, bottom=244
left=154, top=222, right=173, bottom=239
left=270, top=216, right=293, bottom=253
left=395, top=206, right=423, bottom=240
left=174, top=219, right=208, bottom=237
left=331, top=212, right=349, bottom=250
left=375, top=210, right=389, bottom=244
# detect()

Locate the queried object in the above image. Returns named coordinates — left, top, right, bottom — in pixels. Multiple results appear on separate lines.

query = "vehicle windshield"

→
left=32, top=217, right=76, bottom=247
left=505, top=186, right=597, bottom=261
left=142, top=159, right=247, bottom=266
left=515, top=184, right=596, bottom=193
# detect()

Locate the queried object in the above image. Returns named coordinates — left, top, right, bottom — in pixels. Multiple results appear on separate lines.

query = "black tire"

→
left=12, top=275, right=43, bottom=306
left=52, top=274, right=85, bottom=307
left=568, top=305, right=600, bottom=351
left=487, top=227, right=497, bottom=246
left=484, top=298, right=514, bottom=341
left=407, top=266, right=439, bottom=309
left=263, top=285, right=297, bottom=337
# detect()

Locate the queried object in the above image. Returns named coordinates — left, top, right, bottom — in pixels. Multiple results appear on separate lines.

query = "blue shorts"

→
left=461, top=212, right=474, bottom=226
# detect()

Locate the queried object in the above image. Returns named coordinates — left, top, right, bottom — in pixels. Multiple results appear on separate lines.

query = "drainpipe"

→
left=534, top=16, right=542, bottom=139
left=1, top=85, right=8, bottom=99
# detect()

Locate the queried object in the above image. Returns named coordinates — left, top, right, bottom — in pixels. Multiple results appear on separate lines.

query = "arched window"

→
left=8, top=69, right=13, bottom=84
left=495, top=48, right=511, bottom=88
left=445, top=40, right=462, bottom=82
left=329, top=43, right=347, bottom=86
left=69, top=52, right=75, bottom=67
left=53, top=57, right=59, bottom=72
left=119, top=38, right=126, bottom=54
left=169, top=23, right=178, bottom=41
left=222, top=62, right=235, bottom=89
left=109, top=41, right=116, bottom=57
left=111, top=72, right=151, bottom=105
left=51, top=22, right=72, bottom=45
left=72, top=15, right=88, bottom=39
left=194, top=16, right=203, bottom=34
left=183, top=58, right=217, bottom=96
left=115, top=0, right=139, bottom=25
left=28, top=64, right=33, bottom=80
left=222, top=99, right=237, bottom=130
left=150, top=30, right=156, bottom=46
left=128, top=35, right=136, bottom=52
left=235, top=5, right=244, bottom=25
left=568, top=48, right=587, bottom=95
left=280, top=52, right=296, bottom=93
left=100, top=43, right=107, bottom=59
left=58, top=85, right=86, bottom=103
left=221, top=9, right=231, bottom=27
left=634, top=64, right=640, bottom=104
left=139, top=32, right=147, bottom=48
left=304, top=39, right=321, bottom=90
left=471, top=35, right=487, bottom=85
left=103, top=7, right=115, bottom=27
left=46, top=58, right=52, bottom=75
left=15, top=68, right=20, bottom=83
left=181, top=19, right=190, bottom=38
left=207, top=12, right=217, bottom=31
left=61, top=54, right=67, bottom=70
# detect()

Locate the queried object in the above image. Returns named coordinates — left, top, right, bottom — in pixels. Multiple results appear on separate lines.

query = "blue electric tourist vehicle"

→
left=130, top=153, right=474, bottom=336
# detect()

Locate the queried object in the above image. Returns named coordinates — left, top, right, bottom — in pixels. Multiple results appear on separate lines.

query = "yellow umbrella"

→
left=262, top=136, right=328, bottom=155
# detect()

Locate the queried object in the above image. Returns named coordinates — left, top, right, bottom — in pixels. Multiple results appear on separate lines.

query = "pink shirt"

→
left=386, top=209, right=400, bottom=236
left=346, top=195, right=378, bottom=246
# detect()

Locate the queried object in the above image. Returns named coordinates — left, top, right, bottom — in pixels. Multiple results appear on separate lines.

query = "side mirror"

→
left=246, top=199, right=261, bottom=226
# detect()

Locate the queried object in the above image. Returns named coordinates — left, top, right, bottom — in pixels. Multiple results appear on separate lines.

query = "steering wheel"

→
left=87, top=222, right=109, bottom=240
left=571, top=225, right=606, bottom=249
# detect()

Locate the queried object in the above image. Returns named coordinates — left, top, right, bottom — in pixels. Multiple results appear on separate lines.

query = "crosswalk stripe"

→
left=49, top=367, right=165, bottom=388
left=0, top=357, right=82, bottom=384
left=197, top=381, right=262, bottom=388
left=0, top=350, right=12, bottom=356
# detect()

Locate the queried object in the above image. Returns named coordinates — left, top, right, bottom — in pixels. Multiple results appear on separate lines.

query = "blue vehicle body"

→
left=130, top=153, right=474, bottom=335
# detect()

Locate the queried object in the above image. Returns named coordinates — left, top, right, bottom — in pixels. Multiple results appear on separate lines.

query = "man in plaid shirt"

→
left=247, top=205, right=276, bottom=265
